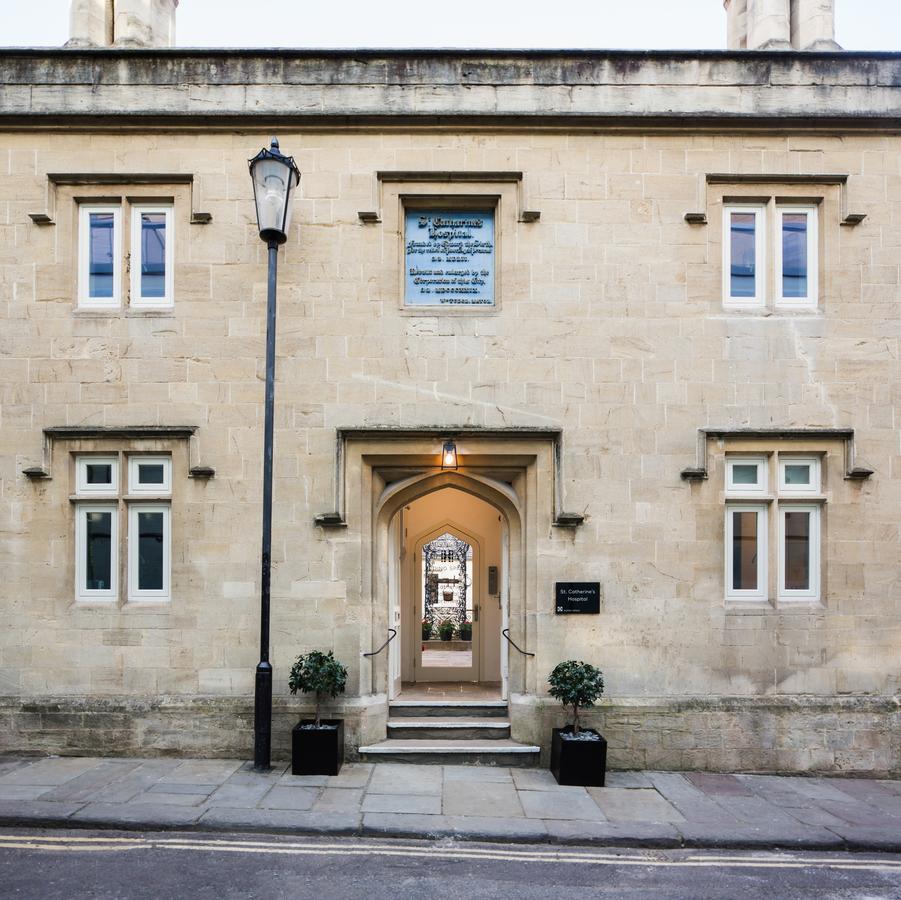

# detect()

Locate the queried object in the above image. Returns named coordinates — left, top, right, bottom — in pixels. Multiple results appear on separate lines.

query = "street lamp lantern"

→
left=248, top=136, right=299, bottom=771
left=249, top=137, right=300, bottom=245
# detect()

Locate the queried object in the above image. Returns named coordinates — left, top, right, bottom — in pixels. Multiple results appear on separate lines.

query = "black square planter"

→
left=292, top=719, right=344, bottom=776
left=550, top=727, right=607, bottom=787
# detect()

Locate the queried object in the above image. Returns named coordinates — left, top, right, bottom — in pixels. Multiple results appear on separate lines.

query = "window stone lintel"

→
left=23, top=425, right=214, bottom=481
left=680, top=427, right=873, bottom=482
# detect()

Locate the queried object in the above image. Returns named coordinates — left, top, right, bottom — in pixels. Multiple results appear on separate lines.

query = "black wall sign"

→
left=555, top=582, right=600, bottom=615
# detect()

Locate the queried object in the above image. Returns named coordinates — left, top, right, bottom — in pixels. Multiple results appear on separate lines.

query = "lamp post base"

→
left=253, top=660, right=273, bottom=771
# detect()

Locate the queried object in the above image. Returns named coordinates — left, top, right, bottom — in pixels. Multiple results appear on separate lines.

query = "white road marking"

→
left=0, top=834, right=898, bottom=872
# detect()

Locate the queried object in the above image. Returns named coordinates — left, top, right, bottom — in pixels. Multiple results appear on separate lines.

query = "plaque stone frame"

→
left=369, top=176, right=525, bottom=316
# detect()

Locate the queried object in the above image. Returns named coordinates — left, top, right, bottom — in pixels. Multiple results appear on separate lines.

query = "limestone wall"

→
left=0, top=91, right=898, bottom=772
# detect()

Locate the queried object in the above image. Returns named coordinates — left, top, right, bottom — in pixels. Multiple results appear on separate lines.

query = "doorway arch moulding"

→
left=342, top=429, right=563, bottom=702
left=313, top=426, right=585, bottom=530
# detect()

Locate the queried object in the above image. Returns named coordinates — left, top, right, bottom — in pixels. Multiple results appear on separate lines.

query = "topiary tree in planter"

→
left=547, top=659, right=604, bottom=735
left=547, top=660, right=608, bottom=786
left=289, top=650, right=348, bottom=727
left=437, top=619, right=455, bottom=642
left=288, top=650, right=348, bottom=777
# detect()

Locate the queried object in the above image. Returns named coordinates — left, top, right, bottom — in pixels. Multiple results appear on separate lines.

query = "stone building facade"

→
left=0, top=1, right=898, bottom=774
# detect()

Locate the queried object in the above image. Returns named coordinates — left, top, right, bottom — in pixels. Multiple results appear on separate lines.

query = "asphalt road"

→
left=0, top=829, right=899, bottom=900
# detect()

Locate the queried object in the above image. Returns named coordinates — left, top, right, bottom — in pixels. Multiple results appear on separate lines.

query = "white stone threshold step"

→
left=387, top=718, right=511, bottom=729
left=390, top=699, right=507, bottom=708
left=360, top=739, right=539, bottom=754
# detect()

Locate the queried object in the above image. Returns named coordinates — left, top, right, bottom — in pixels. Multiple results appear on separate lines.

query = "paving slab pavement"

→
left=0, top=755, right=898, bottom=851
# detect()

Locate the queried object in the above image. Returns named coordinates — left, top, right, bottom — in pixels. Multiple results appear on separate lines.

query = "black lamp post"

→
left=248, top=137, right=300, bottom=771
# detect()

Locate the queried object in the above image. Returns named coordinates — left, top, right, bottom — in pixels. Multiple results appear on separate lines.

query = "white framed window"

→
left=78, top=204, right=122, bottom=308
left=778, top=504, right=820, bottom=602
left=130, top=205, right=174, bottom=308
left=128, top=456, right=172, bottom=495
left=726, top=456, right=768, bottom=495
left=75, top=456, right=119, bottom=496
left=775, top=206, right=818, bottom=308
left=778, top=457, right=821, bottom=495
left=725, top=505, right=768, bottom=601
left=75, top=504, right=118, bottom=601
left=128, top=503, right=171, bottom=602
left=723, top=205, right=766, bottom=307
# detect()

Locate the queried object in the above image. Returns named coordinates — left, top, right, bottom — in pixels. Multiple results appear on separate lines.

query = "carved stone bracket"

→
left=28, top=173, right=212, bottom=226
left=357, top=171, right=540, bottom=225
left=683, top=173, right=866, bottom=227
left=681, top=427, right=873, bottom=482
left=315, top=426, right=583, bottom=528
left=23, top=425, right=215, bottom=480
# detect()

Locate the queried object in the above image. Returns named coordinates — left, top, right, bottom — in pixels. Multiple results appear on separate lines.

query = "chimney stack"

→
left=67, top=0, right=178, bottom=48
left=790, top=0, right=842, bottom=50
left=724, top=0, right=841, bottom=50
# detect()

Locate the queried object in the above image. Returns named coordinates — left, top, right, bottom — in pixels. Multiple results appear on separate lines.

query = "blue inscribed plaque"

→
left=405, top=209, right=495, bottom=306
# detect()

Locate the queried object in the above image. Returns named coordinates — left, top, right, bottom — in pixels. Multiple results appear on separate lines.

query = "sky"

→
left=2, top=0, right=899, bottom=51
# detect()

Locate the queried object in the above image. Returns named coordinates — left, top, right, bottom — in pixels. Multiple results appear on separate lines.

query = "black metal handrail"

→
left=502, top=628, right=535, bottom=657
left=363, top=628, right=397, bottom=658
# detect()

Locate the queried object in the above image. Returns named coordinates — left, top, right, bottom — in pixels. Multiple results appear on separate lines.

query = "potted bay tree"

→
left=288, top=650, right=348, bottom=776
left=548, top=659, right=608, bottom=786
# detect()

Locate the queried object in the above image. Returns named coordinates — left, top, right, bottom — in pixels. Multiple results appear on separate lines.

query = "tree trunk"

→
left=572, top=704, right=580, bottom=736
left=315, top=692, right=321, bottom=729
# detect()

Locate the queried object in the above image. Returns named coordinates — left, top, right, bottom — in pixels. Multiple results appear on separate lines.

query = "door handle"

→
left=473, top=604, right=479, bottom=622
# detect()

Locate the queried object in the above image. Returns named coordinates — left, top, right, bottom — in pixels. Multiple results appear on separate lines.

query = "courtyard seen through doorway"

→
left=421, top=532, right=474, bottom=669
left=394, top=485, right=504, bottom=690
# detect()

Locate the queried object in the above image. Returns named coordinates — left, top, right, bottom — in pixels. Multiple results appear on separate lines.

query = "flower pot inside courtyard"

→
left=291, top=719, right=344, bottom=776
left=550, top=726, right=607, bottom=787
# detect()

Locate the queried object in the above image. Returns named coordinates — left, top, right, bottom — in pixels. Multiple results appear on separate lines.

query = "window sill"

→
left=73, top=308, right=176, bottom=317
left=717, top=307, right=823, bottom=317
left=723, top=600, right=772, bottom=613
left=722, top=301, right=766, bottom=312
left=126, top=307, right=175, bottom=316
left=775, top=599, right=825, bottom=610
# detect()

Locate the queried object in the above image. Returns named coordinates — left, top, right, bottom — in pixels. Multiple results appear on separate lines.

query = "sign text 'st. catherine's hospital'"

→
left=405, top=210, right=495, bottom=306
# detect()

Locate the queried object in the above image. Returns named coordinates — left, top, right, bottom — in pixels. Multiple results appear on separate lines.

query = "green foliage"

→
left=458, top=620, right=473, bottom=641
left=421, top=618, right=432, bottom=641
left=288, top=650, right=347, bottom=728
left=547, top=660, right=604, bottom=735
left=437, top=619, right=455, bottom=641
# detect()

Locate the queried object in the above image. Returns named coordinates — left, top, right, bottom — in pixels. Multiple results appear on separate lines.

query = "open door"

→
left=500, top=519, right=509, bottom=700
left=387, top=508, right=403, bottom=699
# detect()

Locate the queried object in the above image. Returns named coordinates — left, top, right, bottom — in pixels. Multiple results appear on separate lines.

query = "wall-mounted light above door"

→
left=441, top=439, right=458, bottom=470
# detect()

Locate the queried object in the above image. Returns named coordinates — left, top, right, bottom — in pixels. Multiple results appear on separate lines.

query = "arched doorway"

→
left=377, top=475, right=517, bottom=701
left=402, top=492, right=503, bottom=686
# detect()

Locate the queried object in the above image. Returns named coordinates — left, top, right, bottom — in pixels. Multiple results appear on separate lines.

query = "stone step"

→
left=358, top=738, right=540, bottom=767
left=389, top=700, right=508, bottom=719
left=387, top=717, right=511, bottom=740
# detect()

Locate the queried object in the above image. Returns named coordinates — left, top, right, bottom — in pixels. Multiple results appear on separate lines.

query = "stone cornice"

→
left=0, top=48, right=899, bottom=129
